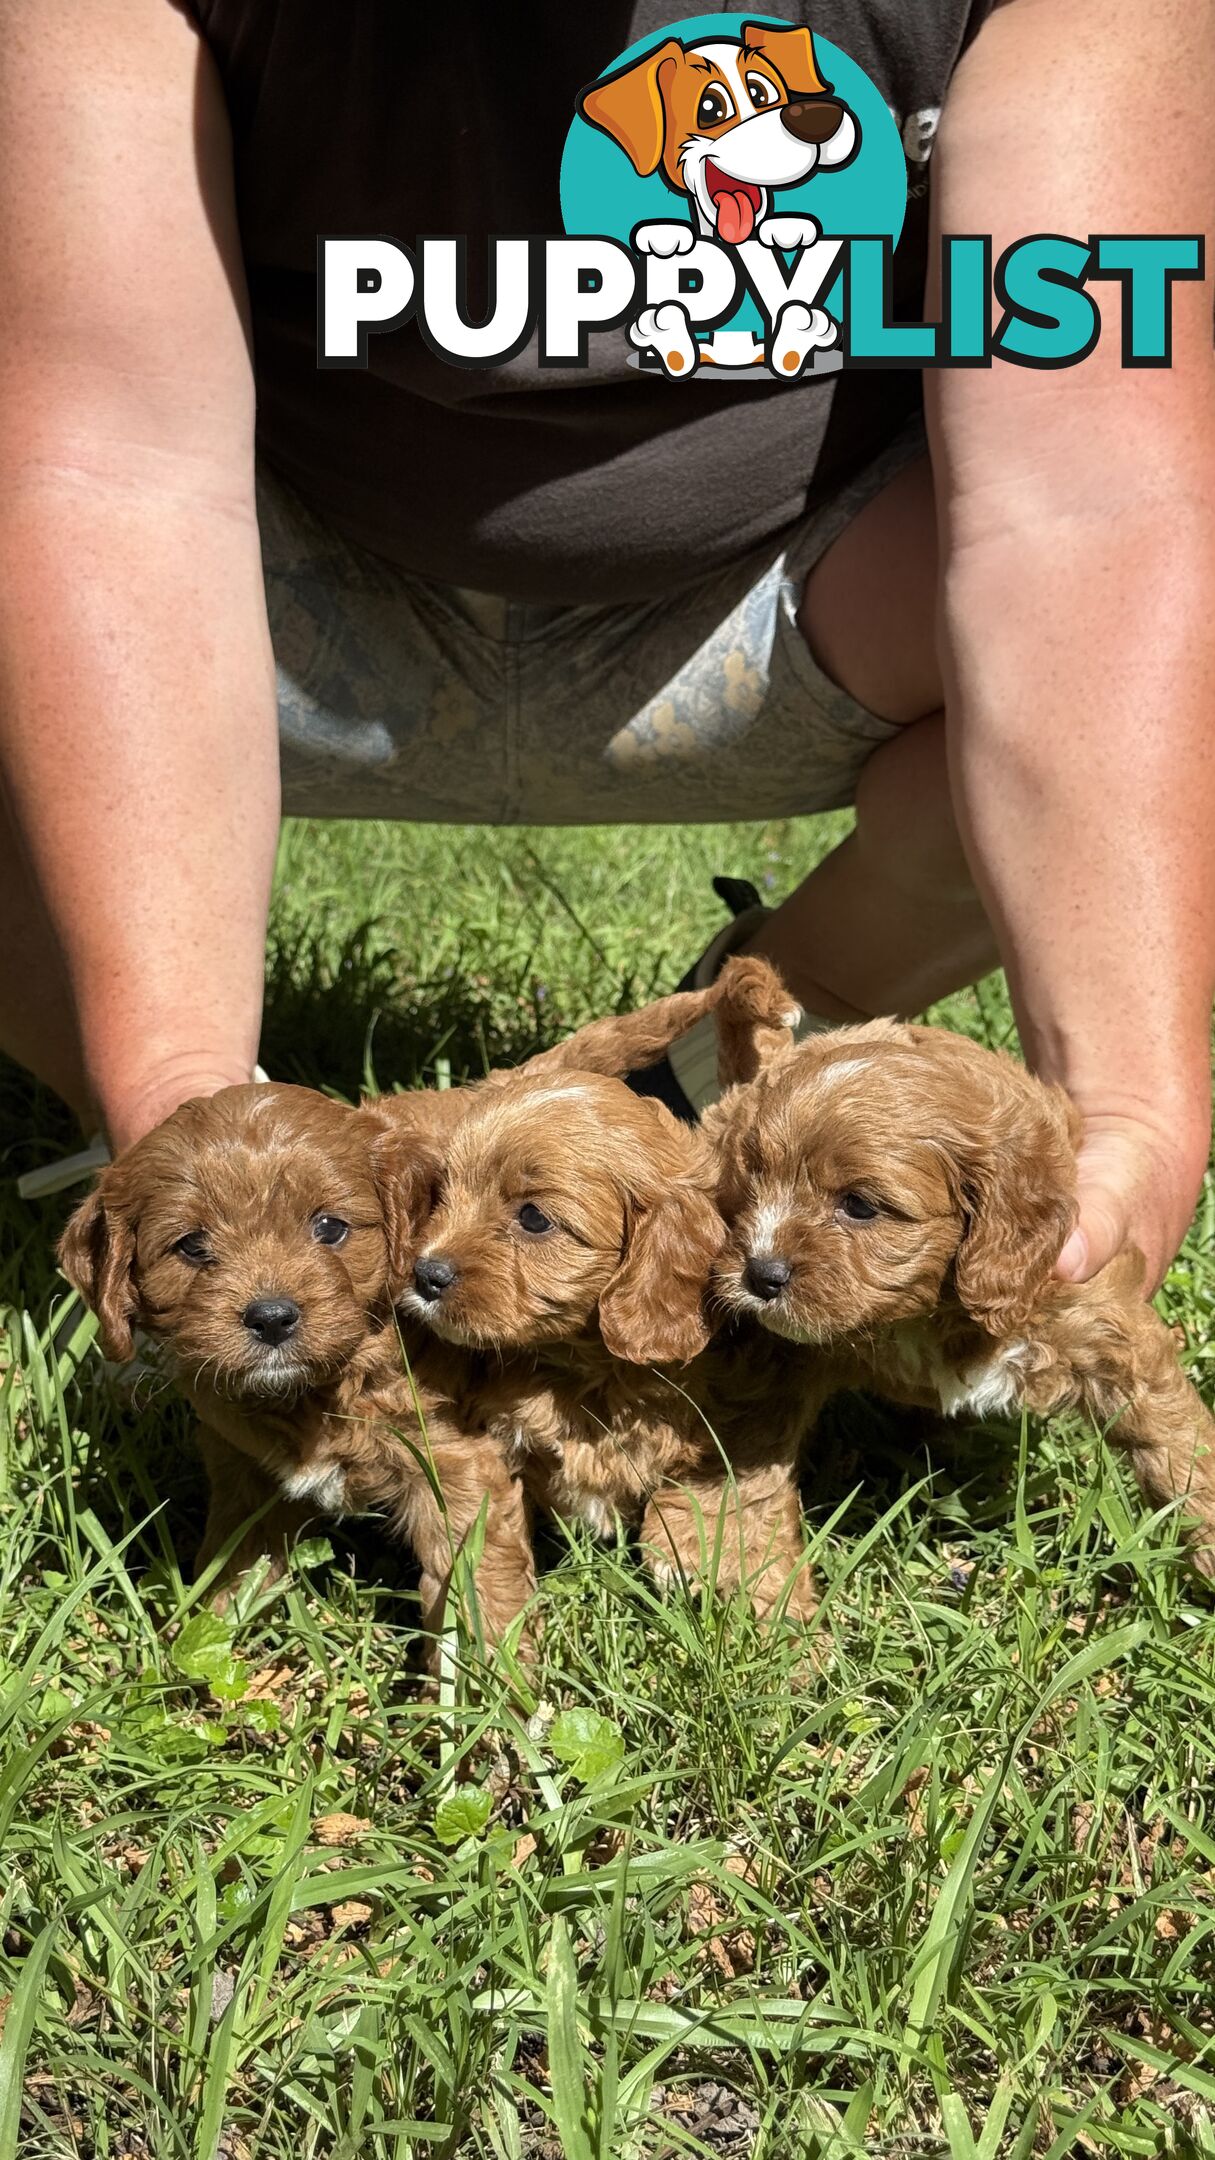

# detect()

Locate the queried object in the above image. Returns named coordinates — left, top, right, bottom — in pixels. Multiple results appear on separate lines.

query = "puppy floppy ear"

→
left=952, top=1078, right=1080, bottom=1338
left=713, top=955, right=801, bottom=1089
left=58, top=1182, right=138, bottom=1363
left=578, top=40, right=682, bottom=177
left=597, top=1110, right=726, bottom=1364
left=599, top=1185, right=725, bottom=1365
left=364, top=1122, right=442, bottom=1302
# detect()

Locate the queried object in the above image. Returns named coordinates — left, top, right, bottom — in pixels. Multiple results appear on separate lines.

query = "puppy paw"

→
left=756, top=213, right=822, bottom=252
left=633, top=220, right=696, bottom=257
left=712, top=953, right=801, bottom=1089
left=767, top=300, right=838, bottom=378
left=629, top=302, right=699, bottom=378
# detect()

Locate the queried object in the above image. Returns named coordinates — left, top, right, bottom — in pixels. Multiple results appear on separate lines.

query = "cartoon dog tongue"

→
left=715, top=187, right=756, bottom=245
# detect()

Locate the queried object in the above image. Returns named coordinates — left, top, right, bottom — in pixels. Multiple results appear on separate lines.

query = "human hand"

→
left=1055, top=1107, right=1210, bottom=1297
left=100, top=1052, right=260, bottom=1157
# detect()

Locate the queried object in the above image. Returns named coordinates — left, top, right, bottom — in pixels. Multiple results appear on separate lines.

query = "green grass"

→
left=2, top=812, right=1215, bottom=2159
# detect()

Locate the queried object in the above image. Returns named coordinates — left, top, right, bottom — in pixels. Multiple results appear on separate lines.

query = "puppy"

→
left=707, top=1001, right=1215, bottom=1571
left=58, top=1083, right=535, bottom=1644
left=390, top=961, right=828, bottom=1619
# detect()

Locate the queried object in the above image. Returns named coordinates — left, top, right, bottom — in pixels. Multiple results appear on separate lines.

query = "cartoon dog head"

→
left=579, top=21, right=858, bottom=245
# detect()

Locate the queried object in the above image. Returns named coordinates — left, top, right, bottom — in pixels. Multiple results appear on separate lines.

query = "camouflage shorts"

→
left=262, top=426, right=922, bottom=826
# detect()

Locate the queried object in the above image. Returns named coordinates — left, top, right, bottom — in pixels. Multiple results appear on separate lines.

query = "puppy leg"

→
left=519, top=954, right=793, bottom=1084
left=195, top=1427, right=313, bottom=1608
left=640, top=1466, right=817, bottom=1621
left=1035, top=1264, right=1215, bottom=1575
left=397, top=1439, right=537, bottom=1655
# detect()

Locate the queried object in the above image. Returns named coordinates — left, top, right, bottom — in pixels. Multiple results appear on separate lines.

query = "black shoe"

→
left=626, top=876, right=770, bottom=1121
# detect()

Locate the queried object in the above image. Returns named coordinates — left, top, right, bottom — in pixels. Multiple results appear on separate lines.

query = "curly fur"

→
left=385, top=974, right=824, bottom=1619
left=58, top=1084, right=534, bottom=1646
left=708, top=993, right=1215, bottom=1574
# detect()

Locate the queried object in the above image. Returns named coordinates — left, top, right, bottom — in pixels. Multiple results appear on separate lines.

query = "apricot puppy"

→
left=707, top=998, right=1215, bottom=1572
left=59, top=1083, right=534, bottom=1645
left=390, top=962, right=826, bottom=1619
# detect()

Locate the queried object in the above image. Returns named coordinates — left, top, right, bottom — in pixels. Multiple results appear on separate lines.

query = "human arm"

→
left=926, top=0, right=1215, bottom=1291
left=0, top=0, right=279, bottom=1152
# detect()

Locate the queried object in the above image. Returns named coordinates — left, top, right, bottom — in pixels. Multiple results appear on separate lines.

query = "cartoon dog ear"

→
left=578, top=39, right=683, bottom=178
left=741, top=21, right=828, bottom=96
left=952, top=1079, right=1080, bottom=1338
left=713, top=955, right=801, bottom=1089
left=58, top=1182, right=138, bottom=1363
left=598, top=1108, right=726, bottom=1364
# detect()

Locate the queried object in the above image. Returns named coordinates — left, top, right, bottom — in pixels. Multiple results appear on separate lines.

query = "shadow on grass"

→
left=260, top=919, right=580, bottom=1098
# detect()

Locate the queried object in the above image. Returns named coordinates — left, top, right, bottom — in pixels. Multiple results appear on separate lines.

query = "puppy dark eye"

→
left=311, top=1213, right=350, bottom=1247
left=172, top=1231, right=213, bottom=1266
left=697, top=86, right=732, bottom=127
left=837, top=1191, right=880, bottom=1222
left=517, top=1203, right=553, bottom=1235
left=746, top=74, right=778, bottom=108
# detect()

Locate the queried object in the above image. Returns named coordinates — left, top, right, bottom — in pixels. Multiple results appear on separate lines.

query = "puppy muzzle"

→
left=743, top=1253, right=792, bottom=1303
left=413, top=1255, right=458, bottom=1305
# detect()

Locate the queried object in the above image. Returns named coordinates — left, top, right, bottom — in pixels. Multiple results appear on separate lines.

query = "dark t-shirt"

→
left=185, top=2, right=993, bottom=603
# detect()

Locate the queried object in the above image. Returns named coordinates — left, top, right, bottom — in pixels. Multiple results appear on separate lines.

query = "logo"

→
left=560, top=15, right=903, bottom=378
left=316, top=16, right=1205, bottom=377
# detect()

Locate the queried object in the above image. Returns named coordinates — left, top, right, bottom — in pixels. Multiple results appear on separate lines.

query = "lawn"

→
left=2, top=811, right=1215, bottom=2160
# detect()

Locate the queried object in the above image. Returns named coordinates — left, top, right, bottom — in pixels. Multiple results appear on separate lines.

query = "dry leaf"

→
left=330, top=1899, right=374, bottom=1931
left=312, top=1811, right=371, bottom=1848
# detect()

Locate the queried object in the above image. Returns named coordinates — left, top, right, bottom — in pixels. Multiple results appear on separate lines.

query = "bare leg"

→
left=749, top=456, right=999, bottom=1020
left=640, top=1467, right=817, bottom=1622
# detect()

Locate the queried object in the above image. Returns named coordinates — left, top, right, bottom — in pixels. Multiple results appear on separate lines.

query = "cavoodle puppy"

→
left=707, top=997, right=1215, bottom=1571
left=390, top=961, right=827, bottom=1619
left=58, top=1083, right=534, bottom=1644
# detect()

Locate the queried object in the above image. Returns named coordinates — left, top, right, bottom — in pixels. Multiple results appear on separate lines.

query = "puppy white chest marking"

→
left=881, top=1325, right=1034, bottom=1420
left=280, top=1461, right=349, bottom=1515
left=937, top=1341, right=1032, bottom=1420
left=568, top=1490, right=618, bottom=1539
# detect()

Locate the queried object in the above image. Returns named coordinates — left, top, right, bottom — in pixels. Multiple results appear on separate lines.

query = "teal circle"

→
left=560, top=15, right=906, bottom=334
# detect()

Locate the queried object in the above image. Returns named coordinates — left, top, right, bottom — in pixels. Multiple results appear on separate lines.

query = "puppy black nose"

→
left=782, top=95, right=846, bottom=145
left=242, top=1296, right=301, bottom=1345
left=413, top=1256, right=458, bottom=1303
left=743, top=1255, right=792, bottom=1301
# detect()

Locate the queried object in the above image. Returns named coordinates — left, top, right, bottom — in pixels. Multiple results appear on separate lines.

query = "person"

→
left=0, top=0, right=1212, bottom=1293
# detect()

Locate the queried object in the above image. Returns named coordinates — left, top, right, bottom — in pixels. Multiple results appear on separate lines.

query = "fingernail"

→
left=1057, top=1229, right=1088, bottom=1280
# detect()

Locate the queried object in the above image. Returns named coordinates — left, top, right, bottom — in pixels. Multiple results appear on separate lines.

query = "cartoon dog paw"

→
left=767, top=300, right=838, bottom=378
left=629, top=302, right=699, bottom=378
left=632, top=221, right=697, bottom=258
left=756, top=214, right=823, bottom=253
